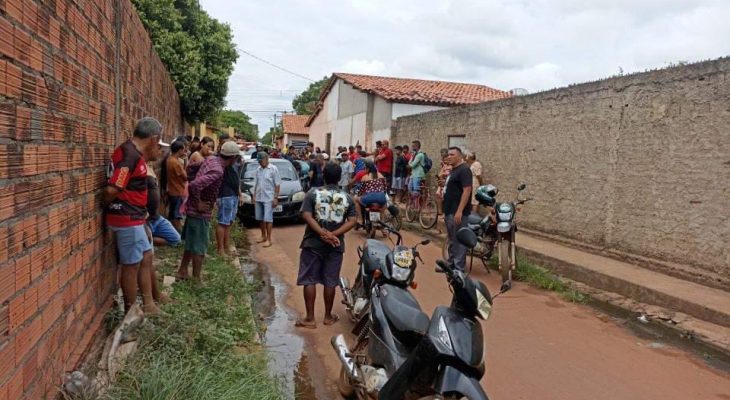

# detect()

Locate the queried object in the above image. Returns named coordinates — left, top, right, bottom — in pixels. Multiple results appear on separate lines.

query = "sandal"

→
left=323, top=313, right=340, bottom=326
left=295, top=318, right=317, bottom=329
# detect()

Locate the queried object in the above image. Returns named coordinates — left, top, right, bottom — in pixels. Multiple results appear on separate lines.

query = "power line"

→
left=237, top=49, right=315, bottom=82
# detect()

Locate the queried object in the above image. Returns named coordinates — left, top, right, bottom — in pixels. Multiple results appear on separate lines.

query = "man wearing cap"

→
left=103, top=117, right=163, bottom=314
left=177, top=141, right=240, bottom=282
left=253, top=152, right=281, bottom=248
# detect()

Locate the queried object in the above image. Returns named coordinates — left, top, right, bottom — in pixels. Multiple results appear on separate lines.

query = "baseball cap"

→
left=158, top=139, right=170, bottom=147
left=322, top=153, right=330, bottom=160
left=220, top=141, right=240, bottom=156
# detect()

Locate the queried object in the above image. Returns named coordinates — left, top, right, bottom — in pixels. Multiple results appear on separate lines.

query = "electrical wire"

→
left=237, top=49, right=316, bottom=82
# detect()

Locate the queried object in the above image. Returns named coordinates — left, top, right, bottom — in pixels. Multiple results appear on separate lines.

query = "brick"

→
left=14, top=317, right=41, bottom=365
left=8, top=295, right=24, bottom=332
left=3, top=0, right=21, bottom=22
left=14, top=254, right=30, bottom=292
left=0, top=17, right=14, bottom=59
left=0, top=226, right=7, bottom=263
left=4, top=61, right=21, bottom=99
left=0, top=263, right=11, bottom=304
left=6, top=366, right=23, bottom=400
left=41, top=296, right=61, bottom=331
left=21, top=349, right=37, bottom=391
left=0, top=338, right=14, bottom=383
left=21, top=215, right=37, bottom=249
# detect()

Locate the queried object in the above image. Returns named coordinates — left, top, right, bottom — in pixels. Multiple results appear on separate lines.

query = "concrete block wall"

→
left=392, top=58, right=730, bottom=288
left=0, top=0, right=184, bottom=398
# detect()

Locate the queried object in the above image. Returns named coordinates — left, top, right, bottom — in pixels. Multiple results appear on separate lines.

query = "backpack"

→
left=421, top=152, right=433, bottom=173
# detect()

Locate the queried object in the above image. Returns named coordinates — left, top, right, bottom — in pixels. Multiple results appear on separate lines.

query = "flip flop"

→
left=295, top=318, right=317, bottom=329
left=256, top=238, right=267, bottom=243
left=323, top=313, right=340, bottom=326
left=263, top=241, right=273, bottom=248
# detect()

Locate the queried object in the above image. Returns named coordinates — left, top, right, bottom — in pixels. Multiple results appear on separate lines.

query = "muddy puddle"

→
left=239, top=254, right=321, bottom=400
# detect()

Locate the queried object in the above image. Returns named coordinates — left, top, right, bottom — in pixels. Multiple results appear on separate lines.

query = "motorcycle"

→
left=334, top=228, right=506, bottom=399
left=361, top=200, right=401, bottom=239
left=333, top=223, right=431, bottom=399
left=340, top=220, right=430, bottom=326
left=494, top=183, right=531, bottom=291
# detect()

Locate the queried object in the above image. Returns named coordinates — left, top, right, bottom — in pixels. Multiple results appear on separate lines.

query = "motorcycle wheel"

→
left=499, top=240, right=511, bottom=283
left=419, top=198, right=439, bottom=229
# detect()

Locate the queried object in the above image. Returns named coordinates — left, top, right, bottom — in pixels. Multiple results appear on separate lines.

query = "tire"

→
left=405, top=198, right=418, bottom=222
left=337, top=365, right=355, bottom=398
left=499, top=240, right=511, bottom=283
left=419, top=197, right=439, bottom=229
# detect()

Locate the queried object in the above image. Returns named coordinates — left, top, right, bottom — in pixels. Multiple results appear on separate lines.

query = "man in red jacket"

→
left=375, top=139, right=394, bottom=191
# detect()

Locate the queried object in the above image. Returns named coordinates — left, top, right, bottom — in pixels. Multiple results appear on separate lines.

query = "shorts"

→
left=409, top=176, right=423, bottom=193
left=297, top=248, right=344, bottom=287
left=392, top=177, right=405, bottom=190
left=110, top=224, right=152, bottom=265
left=255, top=201, right=273, bottom=223
left=168, top=196, right=184, bottom=220
left=360, top=192, right=387, bottom=207
left=148, top=216, right=181, bottom=246
left=182, top=216, right=210, bottom=255
left=217, top=196, right=238, bottom=226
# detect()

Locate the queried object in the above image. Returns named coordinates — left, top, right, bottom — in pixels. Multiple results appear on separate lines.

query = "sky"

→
left=198, top=0, right=730, bottom=134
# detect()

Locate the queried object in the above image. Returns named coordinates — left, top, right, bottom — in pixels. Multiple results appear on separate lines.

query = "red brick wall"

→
left=0, top=0, right=184, bottom=398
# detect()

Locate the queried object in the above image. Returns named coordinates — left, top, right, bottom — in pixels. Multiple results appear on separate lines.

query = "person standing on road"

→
left=408, top=140, right=426, bottom=196
left=308, top=154, right=324, bottom=188
left=295, top=163, right=357, bottom=329
left=216, top=154, right=243, bottom=257
left=443, top=147, right=473, bottom=271
left=165, top=141, right=188, bottom=231
left=465, top=151, right=484, bottom=213
left=338, top=152, right=354, bottom=192
left=253, top=152, right=282, bottom=248
left=177, top=141, right=239, bottom=283
left=103, top=117, right=162, bottom=314
left=393, top=146, right=408, bottom=203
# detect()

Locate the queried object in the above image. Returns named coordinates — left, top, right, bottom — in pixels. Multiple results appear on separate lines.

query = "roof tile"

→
left=281, top=114, right=310, bottom=135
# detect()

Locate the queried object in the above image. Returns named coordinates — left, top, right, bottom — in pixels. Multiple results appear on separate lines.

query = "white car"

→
left=241, top=146, right=256, bottom=160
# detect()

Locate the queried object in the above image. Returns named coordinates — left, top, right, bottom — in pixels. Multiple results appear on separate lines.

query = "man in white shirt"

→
left=253, top=152, right=281, bottom=247
left=338, top=152, right=354, bottom=192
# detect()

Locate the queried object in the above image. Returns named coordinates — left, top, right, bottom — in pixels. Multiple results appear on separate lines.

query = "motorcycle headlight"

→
left=393, top=250, right=414, bottom=268
left=391, top=265, right=410, bottom=281
left=475, top=289, right=492, bottom=320
left=497, top=203, right=513, bottom=221
left=292, top=191, right=305, bottom=202
left=497, top=222, right=512, bottom=233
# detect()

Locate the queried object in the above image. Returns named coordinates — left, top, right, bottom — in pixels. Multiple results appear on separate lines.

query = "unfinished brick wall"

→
left=0, top=0, right=184, bottom=398
left=393, top=58, right=730, bottom=289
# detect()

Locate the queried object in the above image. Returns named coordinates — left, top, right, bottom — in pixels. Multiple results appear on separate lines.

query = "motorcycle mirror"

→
left=420, top=239, right=431, bottom=246
left=456, top=228, right=478, bottom=249
left=517, top=183, right=527, bottom=191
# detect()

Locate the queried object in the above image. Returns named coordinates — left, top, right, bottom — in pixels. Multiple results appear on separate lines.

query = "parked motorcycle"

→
left=494, top=183, right=531, bottom=291
left=340, top=220, right=429, bottom=326
left=333, top=228, right=506, bottom=399
left=361, top=201, right=401, bottom=239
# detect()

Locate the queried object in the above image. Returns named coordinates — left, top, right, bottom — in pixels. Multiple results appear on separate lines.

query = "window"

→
left=448, top=135, right=466, bottom=151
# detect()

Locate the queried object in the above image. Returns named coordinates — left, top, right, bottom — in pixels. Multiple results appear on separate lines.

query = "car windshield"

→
left=242, top=160, right=298, bottom=181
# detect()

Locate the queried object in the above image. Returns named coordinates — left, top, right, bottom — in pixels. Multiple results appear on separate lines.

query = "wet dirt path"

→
left=250, top=224, right=730, bottom=400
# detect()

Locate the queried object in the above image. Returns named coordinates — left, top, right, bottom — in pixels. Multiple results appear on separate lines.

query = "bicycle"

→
left=405, top=178, right=440, bottom=230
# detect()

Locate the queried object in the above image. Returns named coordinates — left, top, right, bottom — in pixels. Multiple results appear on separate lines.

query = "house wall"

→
left=392, top=57, right=730, bottom=288
left=307, top=80, right=338, bottom=151
left=392, top=103, right=446, bottom=119
left=0, top=0, right=184, bottom=398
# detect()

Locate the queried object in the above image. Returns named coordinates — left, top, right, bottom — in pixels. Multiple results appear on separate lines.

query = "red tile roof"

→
left=281, top=114, right=310, bottom=135
left=306, top=73, right=511, bottom=126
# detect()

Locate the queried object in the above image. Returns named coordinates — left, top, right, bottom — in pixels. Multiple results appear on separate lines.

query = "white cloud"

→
left=198, top=0, right=730, bottom=133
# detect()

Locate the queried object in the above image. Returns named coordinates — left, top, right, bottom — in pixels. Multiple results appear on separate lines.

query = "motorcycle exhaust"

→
left=331, top=334, right=359, bottom=379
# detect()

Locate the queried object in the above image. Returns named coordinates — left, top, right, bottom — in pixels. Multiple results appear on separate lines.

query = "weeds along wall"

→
left=0, top=0, right=184, bottom=398
left=392, top=57, right=730, bottom=289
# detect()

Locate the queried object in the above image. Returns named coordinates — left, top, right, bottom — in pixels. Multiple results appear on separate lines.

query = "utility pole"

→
left=272, top=113, right=277, bottom=147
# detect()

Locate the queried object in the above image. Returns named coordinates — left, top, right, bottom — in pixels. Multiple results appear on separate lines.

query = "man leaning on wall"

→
left=103, top=117, right=163, bottom=315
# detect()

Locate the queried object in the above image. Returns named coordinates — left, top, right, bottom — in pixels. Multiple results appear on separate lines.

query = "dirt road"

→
left=249, top=223, right=730, bottom=400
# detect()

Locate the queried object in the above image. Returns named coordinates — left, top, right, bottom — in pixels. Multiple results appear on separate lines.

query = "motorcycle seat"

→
left=467, top=214, right=483, bottom=226
left=381, top=285, right=430, bottom=340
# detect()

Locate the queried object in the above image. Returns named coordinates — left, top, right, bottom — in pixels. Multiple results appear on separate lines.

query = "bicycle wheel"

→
left=405, top=196, right=418, bottom=222
left=419, top=197, right=439, bottom=229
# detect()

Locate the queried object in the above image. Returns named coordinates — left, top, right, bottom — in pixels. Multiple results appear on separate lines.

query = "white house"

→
left=305, top=73, right=511, bottom=153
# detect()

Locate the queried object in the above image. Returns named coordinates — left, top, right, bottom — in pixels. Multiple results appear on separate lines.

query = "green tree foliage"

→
left=291, top=76, right=330, bottom=115
left=214, top=109, right=258, bottom=142
left=132, top=0, right=238, bottom=122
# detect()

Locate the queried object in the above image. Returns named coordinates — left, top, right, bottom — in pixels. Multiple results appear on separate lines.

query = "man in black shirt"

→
left=295, top=163, right=357, bottom=329
left=442, top=146, right=473, bottom=271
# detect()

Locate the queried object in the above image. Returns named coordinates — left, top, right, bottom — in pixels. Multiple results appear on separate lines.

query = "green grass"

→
left=104, top=222, right=284, bottom=400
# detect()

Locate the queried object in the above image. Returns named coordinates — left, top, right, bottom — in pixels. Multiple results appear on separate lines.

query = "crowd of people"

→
left=105, top=118, right=485, bottom=324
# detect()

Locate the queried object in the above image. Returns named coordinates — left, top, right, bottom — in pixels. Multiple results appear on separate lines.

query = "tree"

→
left=291, top=76, right=330, bottom=115
left=132, top=0, right=238, bottom=123
left=214, top=109, right=258, bottom=142
left=260, top=120, right=282, bottom=147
